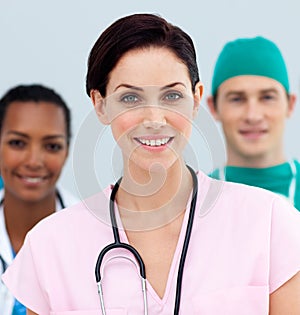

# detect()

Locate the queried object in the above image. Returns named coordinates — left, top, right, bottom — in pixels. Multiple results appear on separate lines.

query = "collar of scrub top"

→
left=219, top=159, right=297, bottom=205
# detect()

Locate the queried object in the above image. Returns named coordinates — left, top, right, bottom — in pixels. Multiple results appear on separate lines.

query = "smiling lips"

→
left=18, top=175, right=49, bottom=184
left=239, top=128, right=268, bottom=140
left=135, top=136, right=173, bottom=147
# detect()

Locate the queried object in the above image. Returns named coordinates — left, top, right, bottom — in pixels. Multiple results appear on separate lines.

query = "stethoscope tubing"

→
left=95, top=165, right=198, bottom=315
left=95, top=178, right=146, bottom=283
left=0, top=254, right=7, bottom=274
left=0, top=190, right=65, bottom=209
left=95, top=177, right=148, bottom=315
left=174, top=165, right=198, bottom=314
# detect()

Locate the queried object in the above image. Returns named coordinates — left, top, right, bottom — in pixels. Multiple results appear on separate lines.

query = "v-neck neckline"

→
left=113, top=191, right=193, bottom=305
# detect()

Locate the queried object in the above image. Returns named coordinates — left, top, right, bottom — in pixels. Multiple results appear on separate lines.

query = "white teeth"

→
left=23, top=177, right=43, bottom=183
left=138, top=137, right=170, bottom=147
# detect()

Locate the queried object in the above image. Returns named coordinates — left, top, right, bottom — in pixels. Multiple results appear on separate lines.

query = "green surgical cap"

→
left=211, top=36, right=289, bottom=95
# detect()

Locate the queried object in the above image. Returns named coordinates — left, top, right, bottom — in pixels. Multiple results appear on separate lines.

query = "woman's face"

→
left=92, top=47, right=203, bottom=172
left=0, top=101, right=68, bottom=202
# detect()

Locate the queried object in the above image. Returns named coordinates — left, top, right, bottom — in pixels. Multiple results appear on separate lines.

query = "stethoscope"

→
left=0, top=255, right=7, bottom=274
left=219, top=160, right=297, bottom=205
left=0, top=190, right=66, bottom=210
left=95, top=165, right=198, bottom=315
left=0, top=190, right=65, bottom=274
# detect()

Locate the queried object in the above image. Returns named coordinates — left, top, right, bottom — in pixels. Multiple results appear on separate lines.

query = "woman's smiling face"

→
left=0, top=101, right=68, bottom=202
left=92, top=47, right=203, bottom=172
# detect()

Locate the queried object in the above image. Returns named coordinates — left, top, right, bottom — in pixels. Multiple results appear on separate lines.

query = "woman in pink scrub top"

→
left=3, top=13, right=300, bottom=315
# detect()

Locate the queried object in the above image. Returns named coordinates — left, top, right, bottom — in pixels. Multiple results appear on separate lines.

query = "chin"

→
left=239, top=151, right=270, bottom=162
left=130, top=157, right=178, bottom=174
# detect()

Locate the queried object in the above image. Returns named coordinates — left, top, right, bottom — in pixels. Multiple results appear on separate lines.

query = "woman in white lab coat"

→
left=0, top=84, right=78, bottom=315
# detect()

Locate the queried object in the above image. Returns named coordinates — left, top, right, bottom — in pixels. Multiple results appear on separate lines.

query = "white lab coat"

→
left=0, top=187, right=79, bottom=315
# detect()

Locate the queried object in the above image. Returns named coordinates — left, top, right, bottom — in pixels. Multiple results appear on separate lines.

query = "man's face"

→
left=208, top=75, right=296, bottom=166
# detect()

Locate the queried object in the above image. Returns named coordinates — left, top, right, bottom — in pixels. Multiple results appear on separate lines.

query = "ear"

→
left=192, top=82, right=204, bottom=118
left=286, top=93, right=296, bottom=118
left=90, top=89, right=110, bottom=125
left=207, top=95, right=220, bottom=121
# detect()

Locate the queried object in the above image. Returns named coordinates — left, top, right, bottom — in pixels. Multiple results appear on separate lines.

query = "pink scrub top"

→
left=3, top=171, right=300, bottom=315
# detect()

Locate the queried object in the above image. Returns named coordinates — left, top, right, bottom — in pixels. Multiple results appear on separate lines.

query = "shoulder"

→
left=198, top=171, right=300, bottom=259
left=28, top=186, right=113, bottom=242
left=199, top=169, right=278, bottom=202
left=197, top=170, right=292, bottom=219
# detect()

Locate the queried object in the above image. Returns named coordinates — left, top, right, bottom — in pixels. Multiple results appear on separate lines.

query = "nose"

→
left=24, top=145, right=44, bottom=169
left=244, top=100, right=264, bottom=124
left=143, top=105, right=167, bottom=129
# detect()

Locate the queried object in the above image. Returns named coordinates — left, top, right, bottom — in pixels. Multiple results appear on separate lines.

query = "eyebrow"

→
left=114, top=84, right=143, bottom=92
left=225, top=88, right=279, bottom=98
left=259, top=88, right=279, bottom=94
left=113, top=82, right=186, bottom=92
left=160, top=82, right=187, bottom=90
left=5, top=131, right=66, bottom=140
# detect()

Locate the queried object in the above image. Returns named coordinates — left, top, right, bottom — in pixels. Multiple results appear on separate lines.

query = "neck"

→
left=226, top=149, right=286, bottom=168
left=117, top=159, right=194, bottom=231
left=3, top=190, right=57, bottom=253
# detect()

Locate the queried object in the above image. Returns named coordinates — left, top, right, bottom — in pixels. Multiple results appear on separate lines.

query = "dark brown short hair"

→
left=86, top=13, right=200, bottom=97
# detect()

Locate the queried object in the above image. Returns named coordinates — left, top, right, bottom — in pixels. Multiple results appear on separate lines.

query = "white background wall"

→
left=1, top=0, right=300, bottom=197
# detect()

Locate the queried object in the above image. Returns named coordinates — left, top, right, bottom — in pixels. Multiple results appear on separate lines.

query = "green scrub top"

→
left=210, top=160, right=300, bottom=211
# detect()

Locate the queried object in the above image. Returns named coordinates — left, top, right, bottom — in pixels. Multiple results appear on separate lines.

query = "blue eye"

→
left=164, top=91, right=184, bottom=104
left=166, top=92, right=181, bottom=100
left=121, top=94, right=139, bottom=104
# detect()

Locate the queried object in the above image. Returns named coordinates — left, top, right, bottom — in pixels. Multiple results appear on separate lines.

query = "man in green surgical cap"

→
left=207, top=36, right=300, bottom=210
